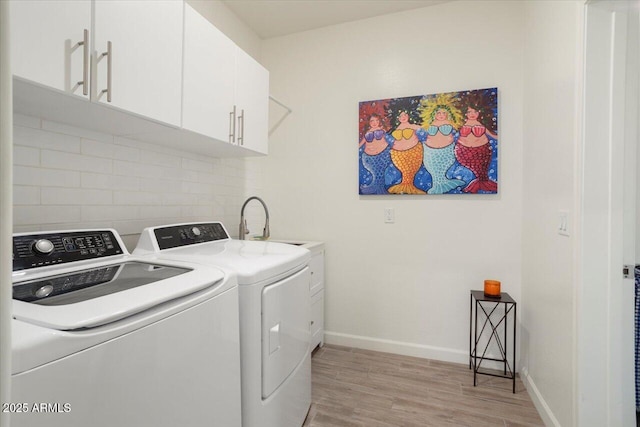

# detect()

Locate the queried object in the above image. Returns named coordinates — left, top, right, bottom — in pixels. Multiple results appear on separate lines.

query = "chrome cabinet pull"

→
left=76, top=29, right=89, bottom=95
left=237, top=109, right=244, bottom=146
left=101, top=41, right=112, bottom=102
left=229, top=105, right=236, bottom=144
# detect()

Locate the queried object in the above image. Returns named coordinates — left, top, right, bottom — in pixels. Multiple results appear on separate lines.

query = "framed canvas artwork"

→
left=358, top=87, right=498, bottom=195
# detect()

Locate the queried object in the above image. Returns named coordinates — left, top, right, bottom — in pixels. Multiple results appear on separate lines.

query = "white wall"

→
left=186, top=0, right=262, bottom=61
left=261, top=0, right=524, bottom=363
left=521, top=1, right=582, bottom=426
left=12, top=114, right=263, bottom=250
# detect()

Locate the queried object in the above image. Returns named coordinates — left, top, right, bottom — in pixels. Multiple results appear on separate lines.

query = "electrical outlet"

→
left=384, top=208, right=395, bottom=223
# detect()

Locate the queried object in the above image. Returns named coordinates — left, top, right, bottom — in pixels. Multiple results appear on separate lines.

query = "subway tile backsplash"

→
left=12, top=114, right=262, bottom=249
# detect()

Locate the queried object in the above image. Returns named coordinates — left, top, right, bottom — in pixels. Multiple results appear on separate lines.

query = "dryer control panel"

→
left=154, top=222, right=229, bottom=250
left=13, top=230, right=124, bottom=271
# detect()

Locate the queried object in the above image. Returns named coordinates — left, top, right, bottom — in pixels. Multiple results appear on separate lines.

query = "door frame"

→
left=0, top=1, right=13, bottom=426
left=579, top=1, right=638, bottom=425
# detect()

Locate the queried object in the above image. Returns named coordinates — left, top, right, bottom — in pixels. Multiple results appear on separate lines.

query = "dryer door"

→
left=261, top=266, right=311, bottom=398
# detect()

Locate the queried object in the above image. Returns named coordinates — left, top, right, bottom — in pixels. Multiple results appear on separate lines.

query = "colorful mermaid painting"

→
left=358, top=114, right=391, bottom=194
left=454, top=90, right=498, bottom=193
left=385, top=97, right=427, bottom=195
left=419, top=93, right=466, bottom=194
left=358, top=87, right=498, bottom=196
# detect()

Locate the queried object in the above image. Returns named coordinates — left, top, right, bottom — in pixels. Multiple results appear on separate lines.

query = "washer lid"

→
left=12, top=261, right=226, bottom=330
left=134, top=222, right=311, bottom=285
left=151, top=240, right=310, bottom=285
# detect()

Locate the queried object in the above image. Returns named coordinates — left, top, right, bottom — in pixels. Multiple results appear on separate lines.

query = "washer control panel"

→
left=13, top=264, right=120, bottom=303
left=13, top=231, right=123, bottom=271
left=154, top=222, right=229, bottom=250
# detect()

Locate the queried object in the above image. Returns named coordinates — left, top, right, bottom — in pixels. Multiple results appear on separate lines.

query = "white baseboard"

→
left=324, top=330, right=468, bottom=365
left=324, top=330, right=517, bottom=371
left=520, top=366, right=560, bottom=427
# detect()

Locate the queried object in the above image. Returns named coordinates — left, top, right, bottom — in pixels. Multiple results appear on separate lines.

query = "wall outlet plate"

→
left=384, top=208, right=395, bottom=223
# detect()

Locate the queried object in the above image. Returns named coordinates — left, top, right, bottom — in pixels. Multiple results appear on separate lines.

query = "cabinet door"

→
left=182, top=4, right=236, bottom=142
left=311, top=290, right=324, bottom=350
left=93, top=0, right=183, bottom=127
left=10, top=0, right=91, bottom=98
left=309, top=251, right=325, bottom=295
left=235, top=49, right=269, bottom=154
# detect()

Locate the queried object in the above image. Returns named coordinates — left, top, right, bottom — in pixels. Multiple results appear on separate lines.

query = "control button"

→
left=192, top=227, right=201, bottom=236
left=35, top=284, right=54, bottom=298
left=32, top=239, right=55, bottom=256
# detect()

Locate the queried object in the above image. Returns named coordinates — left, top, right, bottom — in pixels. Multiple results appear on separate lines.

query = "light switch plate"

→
left=558, top=210, right=570, bottom=236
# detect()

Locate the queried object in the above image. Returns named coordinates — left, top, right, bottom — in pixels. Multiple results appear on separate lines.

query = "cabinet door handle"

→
left=76, top=29, right=89, bottom=95
left=237, top=109, right=245, bottom=146
left=229, top=105, right=236, bottom=144
left=100, top=41, right=112, bottom=102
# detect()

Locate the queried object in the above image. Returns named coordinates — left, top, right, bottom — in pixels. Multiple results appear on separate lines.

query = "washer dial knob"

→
left=33, top=239, right=55, bottom=256
left=191, top=227, right=201, bottom=237
left=35, top=284, right=54, bottom=298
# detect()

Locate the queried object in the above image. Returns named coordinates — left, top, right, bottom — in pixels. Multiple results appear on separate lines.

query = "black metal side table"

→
left=469, top=290, right=517, bottom=393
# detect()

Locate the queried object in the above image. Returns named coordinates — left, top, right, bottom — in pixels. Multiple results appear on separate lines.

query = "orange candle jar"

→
left=484, top=280, right=501, bottom=297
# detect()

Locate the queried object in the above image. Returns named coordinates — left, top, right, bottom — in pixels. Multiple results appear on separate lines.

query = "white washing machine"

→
left=134, top=222, right=312, bottom=427
left=10, top=228, right=242, bottom=427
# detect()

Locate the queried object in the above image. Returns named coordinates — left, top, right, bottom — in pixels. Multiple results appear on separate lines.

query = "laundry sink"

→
left=251, top=238, right=304, bottom=246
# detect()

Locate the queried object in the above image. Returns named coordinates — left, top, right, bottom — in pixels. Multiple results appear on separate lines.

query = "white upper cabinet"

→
left=182, top=4, right=269, bottom=155
left=234, top=49, right=269, bottom=155
left=93, top=0, right=183, bottom=127
left=11, top=0, right=92, bottom=98
left=11, top=1, right=269, bottom=157
left=182, top=4, right=236, bottom=143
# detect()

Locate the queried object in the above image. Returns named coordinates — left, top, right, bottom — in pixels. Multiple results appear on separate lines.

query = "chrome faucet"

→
left=239, top=196, right=270, bottom=240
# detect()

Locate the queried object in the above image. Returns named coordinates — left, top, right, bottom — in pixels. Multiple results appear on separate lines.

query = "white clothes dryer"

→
left=10, top=228, right=242, bottom=427
left=134, top=222, right=312, bottom=427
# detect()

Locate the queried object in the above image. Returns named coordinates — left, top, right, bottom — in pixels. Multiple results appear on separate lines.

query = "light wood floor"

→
left=303, top=344, right=544, bottom=427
